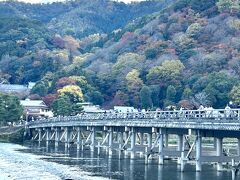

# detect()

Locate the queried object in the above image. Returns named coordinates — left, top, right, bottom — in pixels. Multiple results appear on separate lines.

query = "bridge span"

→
left=27, top=109, right=240, bottom=172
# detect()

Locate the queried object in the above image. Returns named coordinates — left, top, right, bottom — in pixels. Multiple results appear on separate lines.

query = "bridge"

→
left=27, top=109, right=240, bottom=172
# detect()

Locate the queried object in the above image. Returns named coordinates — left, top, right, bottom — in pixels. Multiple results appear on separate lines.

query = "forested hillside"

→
left=1, top=0, right=240, bottom=112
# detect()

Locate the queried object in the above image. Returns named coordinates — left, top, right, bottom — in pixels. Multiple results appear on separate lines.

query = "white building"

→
left=20, top=99, right=53, bottom=120
left=80, top=102, right=105, bottom=113
left=114, top=106, right=138, bottom=113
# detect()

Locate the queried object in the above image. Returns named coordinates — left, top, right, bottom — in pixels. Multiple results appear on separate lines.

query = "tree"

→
left=126, top=69, right=143, bottom=92
left=182, top=87, right=193, bottom=100
left=56, top=77, right=76, bottom=90
left=31, top=82, right=48, bottom=97
left=0, top=94, right=23, bottom=125
left=112, top=90, right=129, bottom=106
left=52, top=95, right=72, bottom=116
left=230, top=85, right=240, bottom=105
left=86, top=91, right=104, bottom=105
left=149, top=85, right=160, bottom=107
left=58, top=85, right=84, bottom=103
left=216, top=0, right=240, bottom=13
left=113, top=53, right=145, bottom=77
left=140, top=86, right=152, bottom=109
left=71, top=103, right=83, bottom=115
left=145, top=48, right=157, bottom=59
left=166, top=85, right=177, bottom=102
left=192, top=92, right=211, bottom=107
left=147, top=60, right=185, bottom=86
left=192, top=72, right=236, bottom=108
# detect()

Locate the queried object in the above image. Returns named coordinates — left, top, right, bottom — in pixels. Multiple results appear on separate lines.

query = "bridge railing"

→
left=27, top=109, right=240, bottom=126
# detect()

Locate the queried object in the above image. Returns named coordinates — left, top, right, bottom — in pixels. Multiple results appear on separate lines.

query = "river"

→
left=0, top=142, right=236, bottom=180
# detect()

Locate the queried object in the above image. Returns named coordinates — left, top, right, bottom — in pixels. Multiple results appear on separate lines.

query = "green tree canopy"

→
left=147, top=60, right=185, bottom=86
left=166, top=85, right=177, bottom=102
left=52, top=95, right=72, bottom=116
left=217, top=0, right=240, bottom=13
left=230, top=85, right=240, bottom=105
left=58, top=85, right=84, bottom=103
left=0, top=94, right=23, bottom=125
left=140, top=86, right=152, bottom=109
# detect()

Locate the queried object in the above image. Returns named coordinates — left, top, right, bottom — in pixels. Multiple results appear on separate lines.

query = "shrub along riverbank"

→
left=0, top=126, right=25, bottom=143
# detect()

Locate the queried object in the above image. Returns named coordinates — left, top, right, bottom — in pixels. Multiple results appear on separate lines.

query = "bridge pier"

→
left=158, top=129, right=164, bottom=165
left=45, top=128, right=51, bottom=146
left=108, top=127, right=113, bottom=156
left=196, top=131, right=202, bottom=172
left=90, top=127, right=95, bottom=152
left=180, top=135, right=186, bottom=172
left=140, top=133, right=144, bottom=145
left=38, top=128, right=42, bottom=142
left=216, top=137, right=223, bottom=171
left=177, top=134, right=183, bottom=165
left=76, top=127, right=81, bottom=150
left=164, top=134, right=168, bottom=148
left=55, top=127, right=60, bottom=147
left=65, top=127, right=70, bottom=149
left=131, top=128, right=136, bottom=159
left=238, top=138, right=240, bottom=157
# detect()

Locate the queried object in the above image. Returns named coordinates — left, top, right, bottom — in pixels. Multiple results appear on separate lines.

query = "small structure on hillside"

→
left=20, top=99, right=53, bottom=120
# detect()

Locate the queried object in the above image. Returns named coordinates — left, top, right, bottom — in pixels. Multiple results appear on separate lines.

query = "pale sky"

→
left=0, top=0, right=145, bottom=4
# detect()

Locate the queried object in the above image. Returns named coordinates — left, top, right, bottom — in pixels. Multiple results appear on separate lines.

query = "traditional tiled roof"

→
left=20, top=100, right=48, bottom=108
left=0, top=84, right=29, bottom=93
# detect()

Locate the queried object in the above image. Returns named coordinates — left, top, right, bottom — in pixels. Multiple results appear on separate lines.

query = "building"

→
left=114, top=106, right=138, bottom=113
left=0, top=84, right=30, bottom=98
left=0, top=82, right=35, bottom=99
left=20, top=99, right=53, bottom=120
left=80, top=102, right=105, bottom=113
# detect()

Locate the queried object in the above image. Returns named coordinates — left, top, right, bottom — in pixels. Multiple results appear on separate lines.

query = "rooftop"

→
left=20, top=99, right=48, bottom=108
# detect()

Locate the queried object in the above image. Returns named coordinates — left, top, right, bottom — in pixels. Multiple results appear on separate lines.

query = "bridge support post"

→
left=159, top=129, right=164, bottom=165
left=147, top=133, right=152, bottom=160
left=238, top=138, right=240, bottom=157
left=65, top=127, right=70, bottom=149
left=55, top=127, right=60, bottom=147
left=164, top=134, right=168, bottom=148
left=214, top=138, right=217, bottom=150
left=77, top=127, right=81, bottom=150
left=46, top=128, right=51, bottom=146
left=216, top=137, right=223, bottom=171
left=180, top=135, right=186, bottom=172
left=38, top=128, right=42, bottom=142
left=196, top=131, right=202, bottom=172
left=118, top=132, right=123, bottom=144
left=131, top=128, right=136, bottom=159
left=140, top=133, right=144, bottom=145
left=177, top=134, right=183, bottom=164
left=90, top=127, right=95, bottom=152
left=147, top=133, right=152, bottom=148
left=109, top=127, right=113, bottom=156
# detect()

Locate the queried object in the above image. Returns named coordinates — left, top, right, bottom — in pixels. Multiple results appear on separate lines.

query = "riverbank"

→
left=0, top=126, right=24, bottom=143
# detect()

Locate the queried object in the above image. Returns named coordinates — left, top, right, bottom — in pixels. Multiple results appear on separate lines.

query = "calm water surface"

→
left=0, top=142, right=237, bottom=180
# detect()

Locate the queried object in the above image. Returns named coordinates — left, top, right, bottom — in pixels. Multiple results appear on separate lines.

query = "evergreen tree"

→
left=166, top=85, right=177, bottom=102
left=140, top=86, right=152, bottom=109
left=52, top=96, right=72, bottom=116
left=0, top=94, right=23, bottom=125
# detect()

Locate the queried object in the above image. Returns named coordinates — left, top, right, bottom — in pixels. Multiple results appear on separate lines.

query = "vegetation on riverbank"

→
left=0, top=126, right=25, bottom=143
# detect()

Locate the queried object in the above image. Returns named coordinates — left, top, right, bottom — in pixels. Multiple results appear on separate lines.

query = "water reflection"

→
left=20, top=142, right=237, bottom=180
